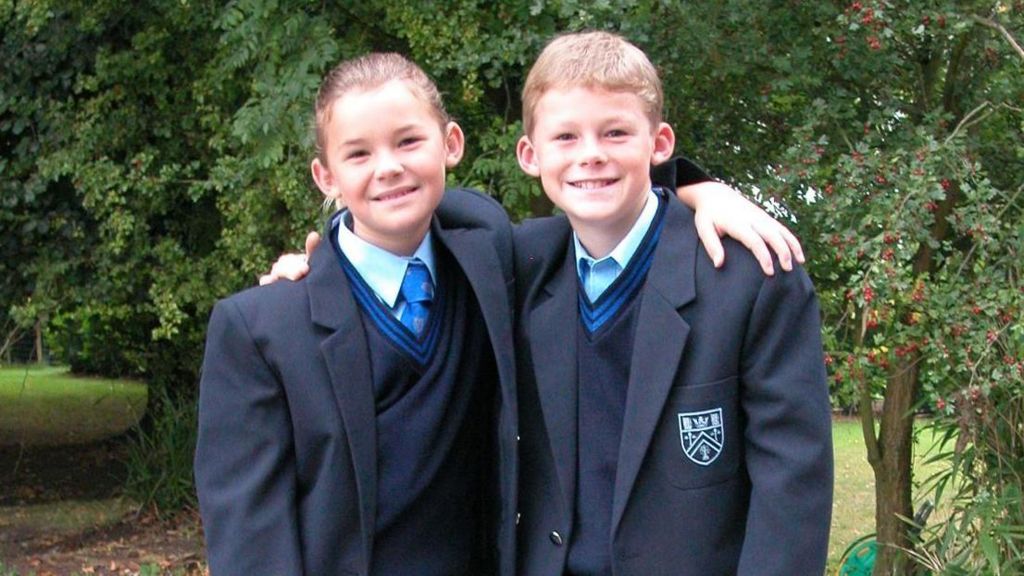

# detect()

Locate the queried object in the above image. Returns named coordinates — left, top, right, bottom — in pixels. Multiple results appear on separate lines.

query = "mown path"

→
left=1, top=367, right=204, bottom=575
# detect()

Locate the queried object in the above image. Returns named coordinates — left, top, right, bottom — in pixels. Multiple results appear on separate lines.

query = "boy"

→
left=511, top=31, right=833, bottom=575
left=195, top=53, right=518, bottom=576
left=258, top=41, right=823, bottom=573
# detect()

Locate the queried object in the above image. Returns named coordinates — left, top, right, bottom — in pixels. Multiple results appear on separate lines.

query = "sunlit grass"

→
left=0, top=365, right=147, bottom=445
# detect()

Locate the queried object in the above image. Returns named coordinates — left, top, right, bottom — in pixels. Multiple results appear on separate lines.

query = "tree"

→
left=755, top=3, right=1023, bottom=573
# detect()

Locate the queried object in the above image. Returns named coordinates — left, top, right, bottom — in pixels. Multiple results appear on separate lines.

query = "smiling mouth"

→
left=375, top=186, right=418, bottom=202
left=569, top=178, right=619, bottom=189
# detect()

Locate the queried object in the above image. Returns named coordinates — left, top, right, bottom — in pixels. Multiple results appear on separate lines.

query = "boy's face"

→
left=516, top=86, right=674, bottom=248
left=311, top=79, right=464, bottom=256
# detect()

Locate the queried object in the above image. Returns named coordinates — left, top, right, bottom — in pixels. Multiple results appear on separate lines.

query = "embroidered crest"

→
left=678, top=408, right=724, bottom=466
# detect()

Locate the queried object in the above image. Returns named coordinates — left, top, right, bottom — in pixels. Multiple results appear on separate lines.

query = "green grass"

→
left=0, top=365, right=147, bottom=446
left=0, top=497, right=137, bottom=539
left=828, top=417, right=947, bottom=572
left=0, top=371, right=944, bottom=574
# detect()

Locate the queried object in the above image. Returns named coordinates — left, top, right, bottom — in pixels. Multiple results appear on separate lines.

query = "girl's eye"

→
left=346, top=150, right=369, bottom=160
left=399, top=136, right=423, bottom=147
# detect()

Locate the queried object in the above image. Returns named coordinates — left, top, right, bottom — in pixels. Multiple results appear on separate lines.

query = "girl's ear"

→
left=516, top=136, right=541, bottom=177
left=444, top=122, right=466, bottom=168
left=650, top=122, right=676, bottom=166
left=311, top=157, right=341, bottom=201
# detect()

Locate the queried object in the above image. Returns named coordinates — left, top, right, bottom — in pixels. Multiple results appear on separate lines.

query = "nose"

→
left=374, top=149, right=404, bottom=180
left=578, top=135, right=607, bottom=166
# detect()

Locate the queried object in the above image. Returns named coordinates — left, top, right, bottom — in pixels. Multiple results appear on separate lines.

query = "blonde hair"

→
left=521, top=31, right=663, bottom=135
left=313, top=52, right=449, bottom=163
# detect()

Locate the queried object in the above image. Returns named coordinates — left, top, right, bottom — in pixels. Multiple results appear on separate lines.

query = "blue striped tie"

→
left=399, top=259, right=433, bottom=336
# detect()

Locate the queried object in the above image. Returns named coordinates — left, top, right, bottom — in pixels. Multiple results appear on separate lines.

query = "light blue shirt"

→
left=574, top=189, right=659, bottom=302
left=337, top=212, right=436, bottom=319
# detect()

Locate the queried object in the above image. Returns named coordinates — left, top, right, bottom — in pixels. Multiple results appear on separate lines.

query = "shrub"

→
left=124, top=387, right=198, bottom=513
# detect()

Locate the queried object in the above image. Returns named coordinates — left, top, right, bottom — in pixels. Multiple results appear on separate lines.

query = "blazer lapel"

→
left=433, top=223, right=516, bottom=406
left=307, top=231, right=378, bottom=573
left=527, top=241, right=580, bottom=519
left=434, top=220, right=519, bottom=574
left=611, top=198, right=698, bottom=537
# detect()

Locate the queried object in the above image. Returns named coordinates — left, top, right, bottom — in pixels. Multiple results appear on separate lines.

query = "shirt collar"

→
left=336, top=212, right=436, bottom=308
left=573, top=188, right=659, bottom=274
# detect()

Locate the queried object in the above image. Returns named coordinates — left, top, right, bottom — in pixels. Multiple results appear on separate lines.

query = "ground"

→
left=0, top=441, right=205, bottom=576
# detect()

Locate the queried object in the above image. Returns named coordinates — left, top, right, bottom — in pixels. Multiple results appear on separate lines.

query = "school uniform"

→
left=195, top=188, right=517, bottom=576
left=513, top=188, right=833, bottom=576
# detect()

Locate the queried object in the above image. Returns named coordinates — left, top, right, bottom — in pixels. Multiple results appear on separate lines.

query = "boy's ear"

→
left=650, top=122, right=676, bottom=166
left=311, top=158, right=341, bottom=200
left=444, top=122, right=466, bottom=168
left=516, top=135, right=541, bottom=177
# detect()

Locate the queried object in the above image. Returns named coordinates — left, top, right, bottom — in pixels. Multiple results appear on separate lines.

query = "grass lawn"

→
left=828, top=417, right=948, bottom=572
left=0, top=368, right=946, bottom=574
left=0, top=365, right=147, bottom=446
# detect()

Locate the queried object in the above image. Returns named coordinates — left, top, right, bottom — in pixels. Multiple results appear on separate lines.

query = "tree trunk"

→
left=34, top=319, right=44, bottom=365
left=868, top=139, right=961, bottom=573
left=871, top=356, right=920, bottom=575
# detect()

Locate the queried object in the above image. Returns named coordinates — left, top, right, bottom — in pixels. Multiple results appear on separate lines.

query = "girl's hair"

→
left=313, top=52, right=449, bottom=164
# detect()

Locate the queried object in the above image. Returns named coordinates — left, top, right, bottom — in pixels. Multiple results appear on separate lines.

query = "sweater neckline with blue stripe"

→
left=328, top=214, right=445, bottom=365
left=577, top=189, right=668, bottom=334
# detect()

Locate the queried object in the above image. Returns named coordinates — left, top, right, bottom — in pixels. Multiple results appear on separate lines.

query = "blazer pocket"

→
left=652, top=375, right=741, bottom=490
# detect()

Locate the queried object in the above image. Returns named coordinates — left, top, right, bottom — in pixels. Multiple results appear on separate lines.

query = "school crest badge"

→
left=678, top=408, right=724, bottom=466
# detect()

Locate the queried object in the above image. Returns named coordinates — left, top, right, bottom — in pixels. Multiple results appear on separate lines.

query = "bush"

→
left=913, top=388, right=1024, bottom=573
left=124, top=387, right=198, bottom=514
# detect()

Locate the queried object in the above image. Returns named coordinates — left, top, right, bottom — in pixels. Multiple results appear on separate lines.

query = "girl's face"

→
left=311, top=79, right=464, bottom=256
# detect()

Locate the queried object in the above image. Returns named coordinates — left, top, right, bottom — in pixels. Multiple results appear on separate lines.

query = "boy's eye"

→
left=606, top=129, right=629, bottom=138
left=399, top=136, right=424, bottom=147
left=345, top=150, right=369, bottom=160
left=554, top=133, right=576, bottom=142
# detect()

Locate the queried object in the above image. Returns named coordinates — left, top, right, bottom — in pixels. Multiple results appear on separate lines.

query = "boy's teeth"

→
left=573, top=179, right=613, bottom=189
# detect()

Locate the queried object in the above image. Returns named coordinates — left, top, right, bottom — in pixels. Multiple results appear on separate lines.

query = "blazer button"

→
left=549, top=531, right=563, bottom=546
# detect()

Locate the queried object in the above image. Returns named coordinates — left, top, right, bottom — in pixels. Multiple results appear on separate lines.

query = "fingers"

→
left=751, top=216, right=806, bottom=271
left=259, top=253, right=310, bottom=285
left=279, top=254, right=311, bottom=280
left=257, top=231, right=320, bottom=286
left=782, top=227, right=805, bottom=264
left=755, top=221, right=793, bottom=272
left=686, top=180, right=805, bottom=276
left=304, top=231, right=321, bottom=258
left=734, top=225, right=776, bottom=276
left=694, top=212, right=725, bottom=268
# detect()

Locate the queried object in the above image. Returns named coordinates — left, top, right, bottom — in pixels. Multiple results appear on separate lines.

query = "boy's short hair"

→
left=522, top=31, right=664, bottom=135
left=314, top=52, right=449, bottom=163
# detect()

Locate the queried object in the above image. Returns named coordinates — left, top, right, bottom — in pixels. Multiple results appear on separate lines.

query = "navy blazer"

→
left=195, top=188, right=518, bottom=576
left=512, top=192, right=833, bottom=576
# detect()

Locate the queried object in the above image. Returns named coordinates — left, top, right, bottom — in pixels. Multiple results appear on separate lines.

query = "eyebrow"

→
left=336, top=123, right=428, bottom=148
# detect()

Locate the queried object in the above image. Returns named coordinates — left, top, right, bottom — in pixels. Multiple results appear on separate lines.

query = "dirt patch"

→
left=1, top=441, right=205, bottom=575
left=2, top=511, right=206, bottom=576
left=1, top=441, right=127, bottom=506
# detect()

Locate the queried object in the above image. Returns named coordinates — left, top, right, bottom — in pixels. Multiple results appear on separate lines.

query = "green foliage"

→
left=750, top=0, right=1023, bottom=569
left=124, top=387, right=198, bottom=514
left=911, top=394, right=1024, bottom=573
left=4, top=4, right=1023, bottom=566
